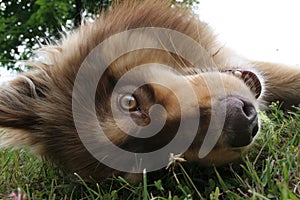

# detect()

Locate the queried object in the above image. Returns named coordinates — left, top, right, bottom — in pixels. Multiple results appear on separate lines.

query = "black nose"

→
left=222, top=96, right=259, bottom=147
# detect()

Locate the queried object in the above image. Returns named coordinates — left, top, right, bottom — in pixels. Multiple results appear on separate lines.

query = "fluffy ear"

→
left=0, top=72, right=48, bottom=130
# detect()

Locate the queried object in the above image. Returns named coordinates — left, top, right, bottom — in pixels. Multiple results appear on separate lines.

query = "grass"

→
left=0, top=103, right=299, bottom=199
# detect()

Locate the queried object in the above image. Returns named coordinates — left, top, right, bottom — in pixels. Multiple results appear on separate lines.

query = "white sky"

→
left=197, top=0, right=300, bottom=65
left=1, top=0, right=300, bottom=82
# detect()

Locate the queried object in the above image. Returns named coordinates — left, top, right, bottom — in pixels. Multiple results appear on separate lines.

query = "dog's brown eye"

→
left=119, top=94, right=138, bottom=112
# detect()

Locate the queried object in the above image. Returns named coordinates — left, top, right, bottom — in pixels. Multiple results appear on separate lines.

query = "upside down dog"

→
left=0, top=0, right=300, bottom=182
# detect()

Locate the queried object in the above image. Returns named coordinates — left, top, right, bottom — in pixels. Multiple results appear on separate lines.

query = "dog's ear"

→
left=0, top=72, right=48, bottom=130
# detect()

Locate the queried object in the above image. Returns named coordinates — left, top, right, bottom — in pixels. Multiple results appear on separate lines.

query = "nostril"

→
left=225, top=96, right=257, bottom=118
left=241, top=100, right=257, bottom=120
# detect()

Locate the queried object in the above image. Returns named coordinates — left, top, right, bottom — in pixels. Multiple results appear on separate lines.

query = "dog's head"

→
left=0, top=1, right=263, bottom=180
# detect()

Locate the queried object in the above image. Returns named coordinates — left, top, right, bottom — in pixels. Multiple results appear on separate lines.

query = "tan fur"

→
left=0, top=0, right=300, bottom=182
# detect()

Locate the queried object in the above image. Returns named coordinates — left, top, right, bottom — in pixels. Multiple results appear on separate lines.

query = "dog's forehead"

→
left=100, top=31, right=161, bottom=62
left=93, top=27, right=216, bottom=74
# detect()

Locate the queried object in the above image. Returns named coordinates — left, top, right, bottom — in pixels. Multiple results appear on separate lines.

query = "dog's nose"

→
left=222, top=96, right=259, bottom=147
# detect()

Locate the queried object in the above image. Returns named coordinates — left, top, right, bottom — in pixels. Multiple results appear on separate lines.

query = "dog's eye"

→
left=118, top=94, right=138, bottom=112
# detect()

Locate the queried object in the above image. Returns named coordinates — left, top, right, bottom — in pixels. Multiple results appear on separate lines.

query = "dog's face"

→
left=0, top=1, right=263, bottom=180
left=91, top=48, right=262, bottom=166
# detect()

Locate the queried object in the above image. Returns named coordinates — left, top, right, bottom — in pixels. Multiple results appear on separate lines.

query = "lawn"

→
left=0, top=103, right=299, bottom=199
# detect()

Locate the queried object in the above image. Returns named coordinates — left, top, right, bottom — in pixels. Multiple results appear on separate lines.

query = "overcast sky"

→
left=1, top=0, right=300, bottom=82
left=197, top=0, right=300, bottom=65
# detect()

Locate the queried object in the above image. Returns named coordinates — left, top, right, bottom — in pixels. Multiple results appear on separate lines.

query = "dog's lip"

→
left=221, top=68, right=262, bottom=98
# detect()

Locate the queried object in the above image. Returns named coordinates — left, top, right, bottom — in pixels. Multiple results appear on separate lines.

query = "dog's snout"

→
left=223, top=96, right=259, bottom=147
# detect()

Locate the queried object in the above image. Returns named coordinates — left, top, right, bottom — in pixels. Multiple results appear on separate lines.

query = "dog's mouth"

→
left=222, top=68, right=262, bottom=98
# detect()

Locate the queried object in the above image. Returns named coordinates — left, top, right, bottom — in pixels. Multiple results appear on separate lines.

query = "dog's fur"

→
left=0, top=0, right=300, bottom=182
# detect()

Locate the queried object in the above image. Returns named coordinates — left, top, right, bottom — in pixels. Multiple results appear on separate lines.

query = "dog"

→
left=0, top=0, right=299, bottom=182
